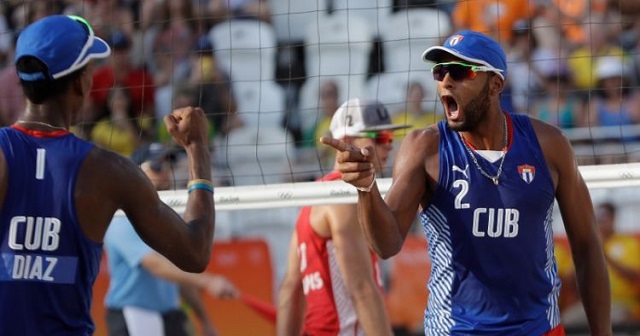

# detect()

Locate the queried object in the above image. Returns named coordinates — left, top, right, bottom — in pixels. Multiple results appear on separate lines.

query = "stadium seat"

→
left=330, top=0, right=393, bottom=38
left=217, top=80, right=295, bottom=186
left=380, top=8, right=452, bottom=73
left=232, top=80, right=286, bottom=128
left=304, top=11, right=374, bottom=78
left=209, top=19, right=278, bottom=82
left=269, top=0, right=329, bottom=44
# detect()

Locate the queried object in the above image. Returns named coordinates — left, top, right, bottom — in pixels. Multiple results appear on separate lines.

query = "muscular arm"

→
left=350, top=129, right=436, bottom=258
left=77, top=107, right=215, bottom=272
left=276, top=232, right=305, bottom=336
left=327, top=204, right=393, bottom=336
left=536, top=121, right=612, bottom=335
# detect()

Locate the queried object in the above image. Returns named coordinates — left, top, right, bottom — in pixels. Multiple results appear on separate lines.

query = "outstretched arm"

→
left=141, top=252, right=239, bottom=300
left=320, top=129, right=433, bottom=258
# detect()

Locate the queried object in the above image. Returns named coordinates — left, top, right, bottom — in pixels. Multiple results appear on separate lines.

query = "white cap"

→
left=329, top=98, right=411, bottom=139
left=596, top=56, right=626, bottom=79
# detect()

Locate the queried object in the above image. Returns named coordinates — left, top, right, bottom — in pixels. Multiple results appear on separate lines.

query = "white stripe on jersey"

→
left=421, top=207, right=455, bottom=335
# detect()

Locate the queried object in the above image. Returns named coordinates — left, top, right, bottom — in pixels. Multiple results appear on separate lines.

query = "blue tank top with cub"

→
left=0, top=126, right=102, bottom=335
left=420, top=114, right=561, bottom=335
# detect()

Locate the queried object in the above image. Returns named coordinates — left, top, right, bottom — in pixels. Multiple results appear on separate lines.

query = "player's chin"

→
left=447, top=118, right=466, bottom=132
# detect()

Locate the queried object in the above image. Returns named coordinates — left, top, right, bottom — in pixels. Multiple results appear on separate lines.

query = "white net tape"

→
left=143, top=162, right=640, bottom=215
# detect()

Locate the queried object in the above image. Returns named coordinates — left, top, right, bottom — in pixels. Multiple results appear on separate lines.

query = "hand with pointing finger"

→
left=320, top=136, right=377, bottom=190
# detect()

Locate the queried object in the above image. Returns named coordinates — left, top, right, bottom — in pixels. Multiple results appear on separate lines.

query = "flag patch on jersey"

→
left=518, top=164, right=536, bottom=184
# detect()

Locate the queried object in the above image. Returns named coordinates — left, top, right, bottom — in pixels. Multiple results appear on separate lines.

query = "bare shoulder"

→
left=80, top=146, right=146, bottom=187
left=395, top=124, right=440, bottom=176
left=529, top=117, right=574, bottom=156
left=528, top=117, right=576, bottom=182
left=398, top=124, right=440, bottom=158
left=390, top=124, right=440, bottom=204
left=315, top=203, right=357, bottom=236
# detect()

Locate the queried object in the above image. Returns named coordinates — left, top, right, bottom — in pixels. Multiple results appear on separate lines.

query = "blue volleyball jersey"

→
left=420, top=114, right=561, bottom=335
left=0, top=126, right=102, bottom=335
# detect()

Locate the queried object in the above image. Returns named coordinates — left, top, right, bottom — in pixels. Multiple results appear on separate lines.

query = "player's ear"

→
left=490, top=74, right=504, bottom=95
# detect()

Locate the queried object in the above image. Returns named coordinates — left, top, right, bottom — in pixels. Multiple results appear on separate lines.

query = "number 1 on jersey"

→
left=36, top=148, right=45, bottom=180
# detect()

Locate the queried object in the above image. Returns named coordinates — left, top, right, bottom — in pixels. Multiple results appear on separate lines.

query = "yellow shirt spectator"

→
left=605, top=234, right=640, bottom=319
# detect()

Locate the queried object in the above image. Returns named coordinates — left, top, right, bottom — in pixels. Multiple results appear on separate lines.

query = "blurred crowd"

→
left=1, top=0, right=640, bottom=183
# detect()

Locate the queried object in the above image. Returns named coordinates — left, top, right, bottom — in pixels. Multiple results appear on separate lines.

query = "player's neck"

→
left=459, top=112, right=508, bottom=151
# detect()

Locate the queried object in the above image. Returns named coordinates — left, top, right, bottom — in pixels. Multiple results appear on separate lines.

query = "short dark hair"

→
left=16, top=56, right=85, bottom=104
left=599, top=201, right=617, bottom=217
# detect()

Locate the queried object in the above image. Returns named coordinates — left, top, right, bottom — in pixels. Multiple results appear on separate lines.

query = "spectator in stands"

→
left=392, top=81, right=438, bottom=143
left=150, top=0, right=200, bottom=84
left=451, top=0, right=530, bottom=43
left=0, top=64, right=23, bottom=127
left=277, top=99, right=404, bottom=336
left=567, top=12, right=628, bottom=91
left=89, top=30, right=155, bottom=139
left=608, top=0, right=640, bottom=14
left=104, top=142, right=239, bottom=336
left=187, top=36, right=242, bottom=139
left=207, top=0, right=272, bottom=26
left=582, top=56, right=640, bottom=129
left=529, top=0, right=603, bottom=53
left=305, top=80, right=341, bottom=172
left=0, top=32, right=23, bottom=126
left=155, top=36, right=242, bottom=141
left=133, top=0, right=164, bottom=71
left=530, top=60, right=584, bottom=129
left=506, top=19, right=555, bottom=113
left=563, top=201, right=640, bottom=326
left=91, top=86, right=146, bottom=157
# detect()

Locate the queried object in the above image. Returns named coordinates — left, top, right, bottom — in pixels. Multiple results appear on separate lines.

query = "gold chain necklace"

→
left=16, top=120, right=68, bottom=132
left=459, top=115, right=508, bottom=185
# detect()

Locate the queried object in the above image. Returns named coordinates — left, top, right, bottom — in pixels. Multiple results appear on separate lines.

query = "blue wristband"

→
left=187, top=182, right=214, bottom=193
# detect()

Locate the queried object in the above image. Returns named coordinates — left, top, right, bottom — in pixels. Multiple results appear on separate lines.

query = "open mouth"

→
left=441, top=95, right=459, bottom=119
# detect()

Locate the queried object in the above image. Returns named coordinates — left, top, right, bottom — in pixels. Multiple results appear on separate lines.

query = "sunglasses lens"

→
left=375, top=131, right=393, bottom=145
left=432, top=64, right=476, bottom=81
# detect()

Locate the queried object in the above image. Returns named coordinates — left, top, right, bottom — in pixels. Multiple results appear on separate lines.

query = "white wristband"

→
left=356, top=174, right=376, bottom=192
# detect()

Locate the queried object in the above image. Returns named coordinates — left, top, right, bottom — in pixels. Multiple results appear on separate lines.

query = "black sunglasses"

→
left=431, top=62, right=496, bottom=82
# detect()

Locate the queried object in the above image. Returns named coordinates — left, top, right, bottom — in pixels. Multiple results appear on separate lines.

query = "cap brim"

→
left=422, top=46, right=486, bottom=66
left=87, top=36, right=111, bottom=60
left=51, top=36, right=111, bottom=79
left=422, top=46, right=505, bottom=79
left=361, top=124, right=412, bottom=133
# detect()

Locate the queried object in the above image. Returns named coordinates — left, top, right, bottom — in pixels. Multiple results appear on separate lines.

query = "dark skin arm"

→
left=75, top=106, right=214, bottom=272
left=319, top=126, right=440, bottom=259
left=533, top=119, right=612, bottom=335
